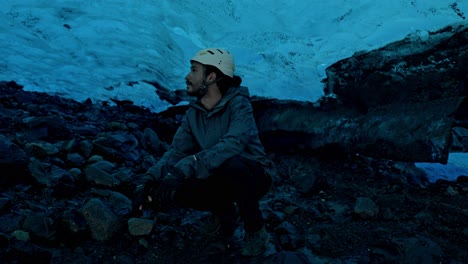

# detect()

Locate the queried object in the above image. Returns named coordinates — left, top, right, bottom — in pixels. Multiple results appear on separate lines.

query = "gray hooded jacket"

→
left=155, top=86, right=276, bottom=180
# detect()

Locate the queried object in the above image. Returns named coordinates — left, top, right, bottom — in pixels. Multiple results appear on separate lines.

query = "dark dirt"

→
left=66, top=154, right=467, bottom=264
left=0, top=80, right=466, bottom=264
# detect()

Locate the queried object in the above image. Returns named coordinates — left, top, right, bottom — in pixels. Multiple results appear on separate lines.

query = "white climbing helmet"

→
left=191, top=48, right=235, bottom=77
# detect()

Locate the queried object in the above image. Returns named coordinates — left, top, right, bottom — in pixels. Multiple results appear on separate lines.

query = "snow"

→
left=416, top=153, right=468, bottom=183
left=1, top=0, right=467, bottom=181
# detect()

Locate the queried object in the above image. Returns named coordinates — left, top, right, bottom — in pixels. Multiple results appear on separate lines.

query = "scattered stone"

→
left=11, top=230, right=30, bottom=242
left=128, top=218, right=154, bottom=236
left=80, top=198, right=121, bottom=241
left=353, top=197, right=379, bottom=219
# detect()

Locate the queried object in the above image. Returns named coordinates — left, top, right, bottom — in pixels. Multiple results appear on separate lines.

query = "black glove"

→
left=132, top=180, right=152, bottom=216
left=131, top=174, right=154, bottom=216
left=149, top=177, right=183, bottom=212
left=144, top=166, right=185, bottom=212
left=133, top=178, right=181, bottom=214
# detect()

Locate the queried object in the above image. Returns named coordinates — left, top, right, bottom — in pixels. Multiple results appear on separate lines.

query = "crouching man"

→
left=134, top=48, right=276, bottom=257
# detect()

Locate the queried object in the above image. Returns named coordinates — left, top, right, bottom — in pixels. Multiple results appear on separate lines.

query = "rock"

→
left=275, top=221, right=304, bottom=251
left=254, top=95, right=457, bottom=163
left=80, top=140, right=94, bottom=158
left=401, top=236, right=443, bottom=264
left=22, top=214, right=55, bottom=241
left=353, top=197, right=379, bottom=219
left=0, top=135, right=29, bottom=186
left=87, top=154, right=104, bottom=164
left=80, top=198, right=121, bottom=241
left=28, top=158, right=52, bottom=186
left=11, top=230, right=30, bottom=242
left=446, top=186, right=459, bottom=195
left=142, top=127, right=163, bottom=153
left=92, top=132, right=139, bottom=162
left=452, top=127, right=468, bottom=152
left=320, top=23, right=468, bottom=163
left=5, top=240, right=52, bottom=263
left=66, top=153, right=85, bottom=167
left=325, top=24, right=468, bottom=111
left=21, top=115, right=72, bottom=141
left=0, top=197, right=11, bottom=212
left=93, top=190, right=132, bottom=217
left=49, top=165, right=76, bottom=197
left=84, top=163, right=120, bottom=187
left=0, top=135, right=28, bottom=164
left=24, top=141, right=60, bottom=158
left=128, top=218, right=154, bottom=236
left=92, top=160, right=117, bottom=173
left=263, top=251, right=314, bottom=264
left=57, top=209, right=88, bottom=244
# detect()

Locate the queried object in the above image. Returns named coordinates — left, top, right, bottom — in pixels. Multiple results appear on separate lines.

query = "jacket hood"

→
left=221, top=86, right=250, bottom=103
left=191, top=86, right=250, bottom=113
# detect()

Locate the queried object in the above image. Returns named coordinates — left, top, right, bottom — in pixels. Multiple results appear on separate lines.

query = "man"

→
left=135, top=48, right=276, bottom=257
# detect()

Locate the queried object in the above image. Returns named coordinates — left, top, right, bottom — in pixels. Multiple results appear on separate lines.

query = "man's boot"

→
left=240, top=225, right=270, bottom=257
left=200, top=202, right=239, bottom=237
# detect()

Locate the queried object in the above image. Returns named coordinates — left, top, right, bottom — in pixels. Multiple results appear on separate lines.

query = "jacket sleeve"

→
left=149, top=113, right=198, bottom=179
left=176, top=96, right=259, bottom=179
left=169, top=112, right=199, bottom=157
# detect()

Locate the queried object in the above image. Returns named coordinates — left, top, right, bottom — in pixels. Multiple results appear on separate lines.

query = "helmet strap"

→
left=196, top=65, right=223, bottom=97
left=197, top=80, right=208, bottom=97
left=196, top=66, right=209, bottom=97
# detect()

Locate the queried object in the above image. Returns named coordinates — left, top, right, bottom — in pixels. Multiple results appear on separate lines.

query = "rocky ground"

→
left=0, top=80, right=467, bottom=264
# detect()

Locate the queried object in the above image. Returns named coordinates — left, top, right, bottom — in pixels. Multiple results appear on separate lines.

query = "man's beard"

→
left=187, top=89, right=198, bottom=97
left=186, top=81, right=206, bottom=98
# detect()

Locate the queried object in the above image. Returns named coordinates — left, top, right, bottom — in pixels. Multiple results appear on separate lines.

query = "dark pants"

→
left=174, top=156, right=272, bottom=232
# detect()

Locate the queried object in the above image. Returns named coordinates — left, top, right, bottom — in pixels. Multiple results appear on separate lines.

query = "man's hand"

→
left=132, top=180, right=153, bottom=215
left=132, top=176, right=182, bottom=214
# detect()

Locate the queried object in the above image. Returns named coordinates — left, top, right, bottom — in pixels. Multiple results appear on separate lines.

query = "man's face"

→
left=185, top=61, right=204, bottom=96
